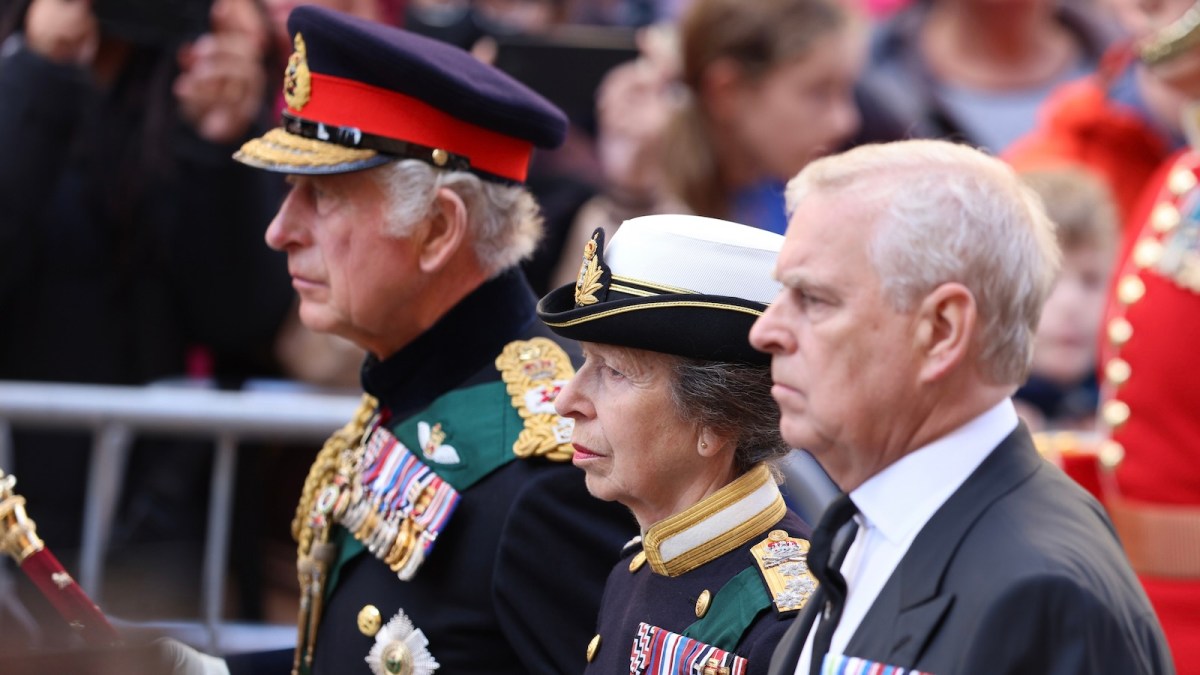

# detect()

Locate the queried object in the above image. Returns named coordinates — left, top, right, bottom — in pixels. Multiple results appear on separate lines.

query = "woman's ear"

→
left=417, top=187, right=469, bottom=274
left=697, top=429, right=724, bottom=458
left=915, top=282, right=976, bottom=383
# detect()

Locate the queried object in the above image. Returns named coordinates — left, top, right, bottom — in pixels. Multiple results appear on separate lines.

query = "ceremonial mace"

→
left=0, top=467, right=120, bottom=645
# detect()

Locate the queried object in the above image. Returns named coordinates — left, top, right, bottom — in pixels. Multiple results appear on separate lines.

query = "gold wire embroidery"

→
left=496, top=338, right=576, bottom=462
left=284, top=33, right=312, bottom=111
left=575, top=236, right=604, bottom=306
left=235, top=128, right=377, bottom=169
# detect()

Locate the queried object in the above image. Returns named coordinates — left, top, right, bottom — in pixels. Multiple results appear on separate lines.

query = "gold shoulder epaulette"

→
left=750, top=529, right=818, bottom=614
left=495, top=337, right=576, bottom=462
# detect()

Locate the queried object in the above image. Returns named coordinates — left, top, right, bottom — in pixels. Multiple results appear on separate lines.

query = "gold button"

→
left=767, top=529, right=788, bottom=542
left=1133, top=239, right=1164, bottom=268
left=1103, top=400, right=1131, bottom=429
left=1100, top=440, right=1126, bottom=469
left=1169, top=167, right=1197, bottom=196
left=357, top=604, right=382, bottom=637
left=629, top=551, right=646, bottom=573
left=1151, top=203, right=1181, bottom=233
left=586, top=634, right=601, bottom=662
left=1117, top=275, right=1146, bottom=305
left=1105, top=358, right=1132, bottom=386
left=1108, top=317, right=1133, bottom=346
left=431, top=148, right=449, bottom=166
left=695, top=589, right=712, bottom=618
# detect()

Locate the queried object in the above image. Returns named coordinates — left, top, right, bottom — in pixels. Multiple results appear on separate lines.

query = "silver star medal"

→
left=366, top=609, right=440, bottom=675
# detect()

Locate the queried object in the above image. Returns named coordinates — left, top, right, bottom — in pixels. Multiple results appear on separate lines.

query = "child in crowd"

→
left=1014, top=167, right=1119, bottom=431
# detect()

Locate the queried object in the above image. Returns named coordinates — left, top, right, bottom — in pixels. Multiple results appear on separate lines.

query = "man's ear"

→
left=915, top=282, right=976, bottom=383
left=417, top=187, right=469, bottom=274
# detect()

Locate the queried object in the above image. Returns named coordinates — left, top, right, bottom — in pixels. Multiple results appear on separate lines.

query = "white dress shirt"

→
left=794, top=399, right=1019, bottom=675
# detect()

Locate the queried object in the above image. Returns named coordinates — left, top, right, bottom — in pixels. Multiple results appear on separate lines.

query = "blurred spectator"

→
left=550, top=0, right=865, bottom=287
left=0, top=0, right=291, bottom=635
left=1013, top=167, right=1118, bottom=432
left=1006, top=12, right=1190, bottom=229
left=862, top=0, right=1118, bottom=154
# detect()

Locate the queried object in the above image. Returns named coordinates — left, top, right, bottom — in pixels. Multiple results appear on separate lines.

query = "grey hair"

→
left=785, top=139, right=1061, bottom=385
left=667, top=357, right=789, bottom=474
left=370, top=159, right=544, bottom=277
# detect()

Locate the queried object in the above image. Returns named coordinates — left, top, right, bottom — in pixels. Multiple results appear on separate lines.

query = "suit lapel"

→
left=843, top=425, right=1045, bottom=666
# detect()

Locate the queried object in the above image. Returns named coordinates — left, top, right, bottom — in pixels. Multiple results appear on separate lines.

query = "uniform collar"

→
left=642, top=464, right=786, bottom=577
left=361, top=269, right=537, bottom=417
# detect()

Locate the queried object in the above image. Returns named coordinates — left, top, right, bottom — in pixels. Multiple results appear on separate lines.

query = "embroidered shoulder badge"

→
left=496, top=337, right=575, bottom=461
left=750, top=530, right=817, bottom=613
left=284, top=33, right=312, bottom=111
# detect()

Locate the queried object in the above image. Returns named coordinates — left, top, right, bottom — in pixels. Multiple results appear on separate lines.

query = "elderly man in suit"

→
left=750, top=139, right=1173, bottom=675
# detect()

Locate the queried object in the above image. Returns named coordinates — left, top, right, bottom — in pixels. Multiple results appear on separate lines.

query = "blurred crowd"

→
left=0, top=0, right=1197, bottom=667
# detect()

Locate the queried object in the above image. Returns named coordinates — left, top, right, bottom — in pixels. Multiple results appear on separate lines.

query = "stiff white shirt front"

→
left=793, top=399, right=1019, bottom=675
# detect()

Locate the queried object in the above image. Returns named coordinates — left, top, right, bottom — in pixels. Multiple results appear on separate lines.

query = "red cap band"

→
left=290, top=73, right=535, bottom=182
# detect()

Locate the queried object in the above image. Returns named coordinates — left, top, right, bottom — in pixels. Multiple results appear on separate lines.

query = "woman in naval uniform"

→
left=537, top=214, right=814, bottom=675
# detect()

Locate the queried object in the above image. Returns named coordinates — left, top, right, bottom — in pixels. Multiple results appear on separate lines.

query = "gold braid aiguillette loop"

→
left=292, top=394, right=377, bottom=675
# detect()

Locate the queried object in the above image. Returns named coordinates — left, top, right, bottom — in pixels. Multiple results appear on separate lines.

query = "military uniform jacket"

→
left=291, top=271, right=635, bottom=675
left=767, top=426, right=1172, bottom=675
left=585, top=465, right=812, bottom=675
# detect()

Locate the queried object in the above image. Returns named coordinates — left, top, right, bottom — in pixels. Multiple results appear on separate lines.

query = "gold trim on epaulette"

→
left=496, top=338, right=576, bottom=462
left=750, top=530, right=817, bottom=613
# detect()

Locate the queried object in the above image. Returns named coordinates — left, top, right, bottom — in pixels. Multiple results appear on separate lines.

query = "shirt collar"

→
left=850, top=399, right=1018, bottom=545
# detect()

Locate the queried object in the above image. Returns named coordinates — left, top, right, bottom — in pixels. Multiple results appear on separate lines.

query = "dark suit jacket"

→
left=769, top=425, right=1173, bottom=675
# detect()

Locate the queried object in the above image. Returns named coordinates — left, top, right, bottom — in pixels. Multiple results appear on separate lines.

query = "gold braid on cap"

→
left=235, top=128, right=377, bottom=169
left=293, top=394, right=378, bottom=556
left=1141, top=2, right=1200, bottom=66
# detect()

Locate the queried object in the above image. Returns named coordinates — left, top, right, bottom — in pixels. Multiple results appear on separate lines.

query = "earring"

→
left=700, top=441, right=708, bottom=449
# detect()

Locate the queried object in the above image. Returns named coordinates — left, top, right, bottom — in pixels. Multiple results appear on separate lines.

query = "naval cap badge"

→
left=366, top=609, right=439, bottom=675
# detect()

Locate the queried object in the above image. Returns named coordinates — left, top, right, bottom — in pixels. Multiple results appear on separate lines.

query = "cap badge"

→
left=574, top=232, right=604, bottom=306
left=284, top=33, right=313, bottom=111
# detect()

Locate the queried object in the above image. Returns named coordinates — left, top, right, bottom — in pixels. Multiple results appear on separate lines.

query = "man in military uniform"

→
left=1090, top=0, right=1200, bottom=668
left=219, top=6, right=634, bottom=674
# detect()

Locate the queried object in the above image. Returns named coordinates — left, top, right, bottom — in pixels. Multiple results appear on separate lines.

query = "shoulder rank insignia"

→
left=631, top=622, right=747, bottom=675
left=750, top=530, right=817, bottom=613
left=496, top=337, right=576, bottom=462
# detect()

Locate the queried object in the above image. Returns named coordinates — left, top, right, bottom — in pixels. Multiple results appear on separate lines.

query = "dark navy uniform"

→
left=585, top=466, right=813, bottom=675
left=226, top=7, right=637, bottom=673
left=299, top=271, right=632, bottom=675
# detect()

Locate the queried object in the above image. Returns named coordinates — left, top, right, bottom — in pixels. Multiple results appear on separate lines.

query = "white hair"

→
left=370, top=160, right=543, bottom=278
left=785, top=139, right=1061, bottom=385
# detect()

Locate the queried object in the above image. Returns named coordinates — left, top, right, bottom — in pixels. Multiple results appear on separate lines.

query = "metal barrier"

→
left=0, top=379, right=360, bottom=652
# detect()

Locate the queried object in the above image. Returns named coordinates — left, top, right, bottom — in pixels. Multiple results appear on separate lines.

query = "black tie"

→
left=808, top=492, right=860, bottom=675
